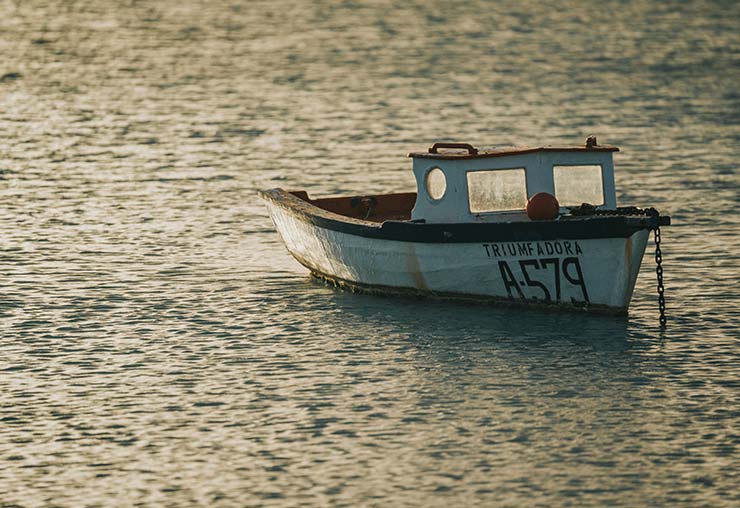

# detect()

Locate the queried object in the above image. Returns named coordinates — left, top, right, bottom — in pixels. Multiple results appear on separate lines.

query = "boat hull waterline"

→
left=261, top=189, right=652, bottom=315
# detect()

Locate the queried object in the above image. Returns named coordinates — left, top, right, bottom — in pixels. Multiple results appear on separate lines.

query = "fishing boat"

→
left=259, top=137, right=670, bottom=318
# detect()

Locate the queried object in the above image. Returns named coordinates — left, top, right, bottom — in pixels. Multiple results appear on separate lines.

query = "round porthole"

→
left=426, top=167, right=446, bottom=201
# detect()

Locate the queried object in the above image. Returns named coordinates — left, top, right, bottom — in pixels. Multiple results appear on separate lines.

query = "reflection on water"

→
left=1, top=0, right=739, bottom=506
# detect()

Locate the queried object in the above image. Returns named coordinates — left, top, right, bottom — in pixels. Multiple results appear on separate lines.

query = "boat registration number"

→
left=482, top=241, right=589, bottom=303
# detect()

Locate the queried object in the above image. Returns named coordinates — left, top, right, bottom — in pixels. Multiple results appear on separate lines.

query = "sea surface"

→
left=1, top=1, right=739, bottom=506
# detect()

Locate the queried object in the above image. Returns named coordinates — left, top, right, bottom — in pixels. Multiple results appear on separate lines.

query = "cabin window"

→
left=426, top=167, right=446, bottom=201
left=467, top=168, right=527, bottom=213
left=553, top=165, right=604, bottom=206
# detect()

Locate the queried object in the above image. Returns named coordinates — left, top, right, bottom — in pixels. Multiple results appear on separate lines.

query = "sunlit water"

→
left=1, top=1, right=738, bottom=506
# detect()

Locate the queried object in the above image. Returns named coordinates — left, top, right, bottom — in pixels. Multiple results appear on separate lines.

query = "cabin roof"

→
left=408, top=139, right=619, bottom=160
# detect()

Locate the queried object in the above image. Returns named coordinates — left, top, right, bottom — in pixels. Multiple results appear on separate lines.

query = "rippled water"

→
left=1, top=0, right=739, bottom=506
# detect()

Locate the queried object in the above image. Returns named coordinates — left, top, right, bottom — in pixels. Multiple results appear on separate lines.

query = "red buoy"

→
left=526, top=192, right=560, bottom=220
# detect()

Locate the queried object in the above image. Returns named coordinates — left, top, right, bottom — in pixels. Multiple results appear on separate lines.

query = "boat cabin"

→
left=408, top=138, right=619, bottom=223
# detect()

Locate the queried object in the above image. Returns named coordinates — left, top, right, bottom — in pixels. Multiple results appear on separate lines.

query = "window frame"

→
left=552, top=163, right=606, bottom=207
left=425, top=166, right=447, bottom=202
left=465, top=166, right=530, bottom=214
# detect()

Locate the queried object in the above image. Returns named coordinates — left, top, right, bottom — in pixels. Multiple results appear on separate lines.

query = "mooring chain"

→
left=653, top=224, right=667, bottom=327
left=645, top=207, right=667, bottom=328
left=570, top=204, right=667, bottom=327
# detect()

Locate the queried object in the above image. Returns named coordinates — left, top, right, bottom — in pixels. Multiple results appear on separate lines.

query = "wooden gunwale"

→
left=258, top=188, right=658, bottom=244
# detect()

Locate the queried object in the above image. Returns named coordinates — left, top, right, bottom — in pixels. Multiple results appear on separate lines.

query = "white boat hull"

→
left=263, top=194, right=651, bottom=315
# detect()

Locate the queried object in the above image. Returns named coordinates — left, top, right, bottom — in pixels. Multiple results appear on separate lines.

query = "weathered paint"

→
left=265, top=200, right=650, bottom=315
left=408, top=142, right=619, bottom=160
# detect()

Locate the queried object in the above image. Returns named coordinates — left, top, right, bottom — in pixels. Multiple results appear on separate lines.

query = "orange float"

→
left=526, top=192, right=560, bottom=220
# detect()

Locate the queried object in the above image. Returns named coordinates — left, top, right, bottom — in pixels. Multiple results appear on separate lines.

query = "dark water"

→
left=1, top=1, right=739, bottom=506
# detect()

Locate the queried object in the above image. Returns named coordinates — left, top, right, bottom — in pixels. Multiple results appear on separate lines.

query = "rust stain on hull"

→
left=624, top=236, right=633, bottom=279
left=623, top=234, right=644, bottom=306
left=404, top=242, right=428, bottom=290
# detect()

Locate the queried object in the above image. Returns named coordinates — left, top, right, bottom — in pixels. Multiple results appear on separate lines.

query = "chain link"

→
left=569, top=204, right=667, bottom=326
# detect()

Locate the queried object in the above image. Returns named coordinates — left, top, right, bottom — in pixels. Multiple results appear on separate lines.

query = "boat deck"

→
left=290, top=191, right=416, bottom=223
